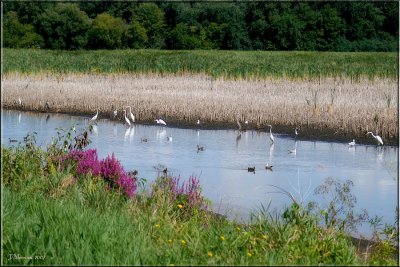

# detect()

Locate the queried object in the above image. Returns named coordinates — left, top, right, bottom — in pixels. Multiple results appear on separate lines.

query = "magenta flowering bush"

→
left=60, top=149, right=136, bottom=198
left=67, top=149, right=101, bottom=176
left=100, top=153, right=137, bottom=198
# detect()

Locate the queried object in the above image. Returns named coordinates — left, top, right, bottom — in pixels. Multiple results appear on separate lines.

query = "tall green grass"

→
left=3, top=49, right=398, bottom=80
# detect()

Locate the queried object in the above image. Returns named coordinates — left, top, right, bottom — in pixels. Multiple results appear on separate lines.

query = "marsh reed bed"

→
left=2, top=72, right=398, bottom=144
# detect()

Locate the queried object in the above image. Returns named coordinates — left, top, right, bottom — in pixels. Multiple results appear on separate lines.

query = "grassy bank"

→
left=2, top=72, right=398, bottom=145
left=1, top=127, right=398, bottom=265
left=3, top=49, right=398, bottom=80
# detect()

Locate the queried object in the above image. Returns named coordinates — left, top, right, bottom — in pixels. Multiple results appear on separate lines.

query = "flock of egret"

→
left=89, top=107, right=385, bottom=168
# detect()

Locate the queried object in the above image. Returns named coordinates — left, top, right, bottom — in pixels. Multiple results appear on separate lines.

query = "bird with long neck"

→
left=267, top=124, right=274, bottom=144
left=127, top=106, right=135, bottom=123
left=236, top=117, right=242, bottom=132
left=91, top=109, right=99, bottom=121
left=367, top=132, right=383, bottom=145
left=124, top=110, right=131, bottom=126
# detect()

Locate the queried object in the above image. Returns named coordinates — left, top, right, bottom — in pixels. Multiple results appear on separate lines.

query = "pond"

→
left=2, top=109, right=398, bottom=238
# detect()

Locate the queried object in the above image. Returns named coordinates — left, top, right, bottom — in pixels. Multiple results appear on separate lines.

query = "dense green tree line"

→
left=3, top=1, right=398, bottom=51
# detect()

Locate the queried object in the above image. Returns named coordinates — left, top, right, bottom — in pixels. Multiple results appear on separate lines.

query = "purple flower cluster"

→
left=180, top=176, right=206, bottom=209
left=100, top=154, right=137, bottom=198
left=61, top=149, right=137, bottom=198
left=67, top=149, right=101, bottom=176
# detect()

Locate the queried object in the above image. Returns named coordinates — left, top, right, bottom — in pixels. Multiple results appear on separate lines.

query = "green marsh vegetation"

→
left=3, top=49, right=398, bottom=80
left=2, top=126, right=398, bottom=265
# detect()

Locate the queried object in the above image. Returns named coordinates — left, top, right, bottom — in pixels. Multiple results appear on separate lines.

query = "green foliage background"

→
left=3, top=1, right=398, bottom=51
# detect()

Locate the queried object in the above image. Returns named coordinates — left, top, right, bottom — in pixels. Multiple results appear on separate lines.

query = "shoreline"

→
left=3, top=107, right=398, bottom=147
left=2, top=73, right=398, bottom=146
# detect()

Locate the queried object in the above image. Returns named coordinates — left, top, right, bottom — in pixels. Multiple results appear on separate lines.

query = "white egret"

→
left=267, top=124, right=274, bottom=144
left=91, top=109, right=99, bottom=121
left=167, top=136, right=172, bottom=142
left=197, top=119, right=200, bottom=125
left=155, top=119, right=167, bottom=125
left=127, top=106, right=135, bottom=123
left=123, top=110, right=131, bottom=126
left=18, top=97, right=22, bottom=106
left=348, top=139, right=356, bottom=146
left=113, top=107, right=117, bottom=119
left=367, top=132, right=383, bottom=145
left=295, top=127, right=299, bottom=137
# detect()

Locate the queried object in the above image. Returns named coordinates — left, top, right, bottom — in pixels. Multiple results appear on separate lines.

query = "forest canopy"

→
left=3, top=1, right=398, bottom=51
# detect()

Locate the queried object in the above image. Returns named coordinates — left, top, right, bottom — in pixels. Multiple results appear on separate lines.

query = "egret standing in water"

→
left=367, top=132, right=383, bottom=146
left=126, top=106, right=135, bottom=123
left=267, top=124, right=274, bottom=144
left=91, top=109, right=99, bottom=121
left=123, top=110, right=131, bottom=126
left=295, top=127, right=299, bottom=138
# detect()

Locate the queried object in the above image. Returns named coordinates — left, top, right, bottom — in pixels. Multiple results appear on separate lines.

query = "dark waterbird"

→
left=265, top=163, right=273, bottom=171
left=197, top=145, right=204, bottom=152
left=248, top=166, right=255, bottom=173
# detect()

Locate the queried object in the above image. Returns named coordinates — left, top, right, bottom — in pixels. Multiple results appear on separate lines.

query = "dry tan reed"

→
left=2, top=72, right=398, bottom=143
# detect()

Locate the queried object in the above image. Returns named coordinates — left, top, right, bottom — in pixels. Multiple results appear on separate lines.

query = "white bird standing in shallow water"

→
left=155, top=119, right=167, bottom=125
left=348, top=139, right=356, bottom=146
left=91, top=109, right=99, bottom=121
left=267, top=124, right=274, bottom=144
left=127, top=106, right=135, bottom=123
left=367, top=132, right=383, bottom=145
left=124, top=110, right=131, bottom=126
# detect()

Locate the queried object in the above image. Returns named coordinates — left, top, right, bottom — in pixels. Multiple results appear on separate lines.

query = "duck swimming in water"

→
left=265, top=163, right=273, bottom=170
left=248, top=166, right=255, bottom=173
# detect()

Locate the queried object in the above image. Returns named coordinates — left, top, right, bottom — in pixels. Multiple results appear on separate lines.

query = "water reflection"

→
left=1, top=109, right=398, bottom=238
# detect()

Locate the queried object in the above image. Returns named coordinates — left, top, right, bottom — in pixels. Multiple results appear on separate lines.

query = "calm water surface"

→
left=2, top=110, right=398, bottom=238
